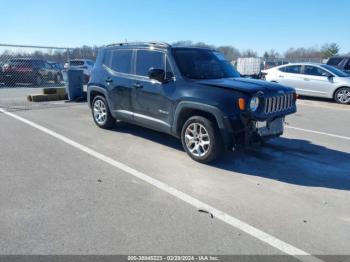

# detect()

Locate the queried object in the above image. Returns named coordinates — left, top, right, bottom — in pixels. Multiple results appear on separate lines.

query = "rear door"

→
left=131, top=49, right=173, bottom=133
left=103, top=48, right=134, bottom=120
left=275, top=65, right=306, bottom=94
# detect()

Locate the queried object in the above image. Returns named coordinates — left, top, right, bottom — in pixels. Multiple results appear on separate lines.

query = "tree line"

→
left=0, top=42, right=348, bottom=64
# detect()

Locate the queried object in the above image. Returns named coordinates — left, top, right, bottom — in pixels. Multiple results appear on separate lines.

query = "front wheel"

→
left=334, top=87, right=350, bottom=104
left=92, top=95, right=116, bottom=129
left=181, top=116, right=224, bottom=163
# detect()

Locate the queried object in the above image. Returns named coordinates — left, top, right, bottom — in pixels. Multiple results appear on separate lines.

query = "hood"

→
left=196, top=77, right=294, bottom=95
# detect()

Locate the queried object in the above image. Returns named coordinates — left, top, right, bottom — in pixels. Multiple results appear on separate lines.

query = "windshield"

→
left=172, top=48, right=240, bottom=79
left=320, top=64, right=349, bottom=77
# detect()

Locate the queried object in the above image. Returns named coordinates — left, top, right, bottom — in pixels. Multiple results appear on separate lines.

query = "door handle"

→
left=133, top=83, right=143, bottom=89
left=278, top=75, right=284, bottom=78
left=303, top=78, right=310, bottom=81
left=105, top=77, right=113, bottom=83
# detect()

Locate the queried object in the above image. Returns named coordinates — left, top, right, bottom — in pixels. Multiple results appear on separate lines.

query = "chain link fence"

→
left=0, top=43, right=326, bottom=111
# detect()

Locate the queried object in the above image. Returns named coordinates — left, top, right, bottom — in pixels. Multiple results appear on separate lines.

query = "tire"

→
left=334, top=87, right=350, bottom=104
left=91, top=95, right=116, bottom=129
left=181, top=116, right=224, bottom=163
left=33, top=75, right=43, bottom=86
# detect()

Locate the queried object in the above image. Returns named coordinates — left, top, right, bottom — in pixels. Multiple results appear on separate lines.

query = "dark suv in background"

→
left=327, top=56, right=350, bottom=73
left=2, top=58, right=62, bottom=86
left=88, top=42, right=297, bottom=163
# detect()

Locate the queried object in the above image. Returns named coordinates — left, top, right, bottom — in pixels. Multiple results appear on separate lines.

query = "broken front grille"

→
left=264, top=93, right=294, bottom=114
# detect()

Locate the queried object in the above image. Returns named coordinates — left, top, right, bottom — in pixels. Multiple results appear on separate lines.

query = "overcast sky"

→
left=1, top=0, right=349, bottom=55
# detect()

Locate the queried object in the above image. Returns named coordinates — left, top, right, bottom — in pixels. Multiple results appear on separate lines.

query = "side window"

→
left=278, top=66, right=286, bottom=72
left=327, top=57, right=343, bottom=66
left=103, top=50, right=112, bottom=67
left=283, top=65, right=302, bottom=74
left=345, top=59, right=350, bottom=70
left=136, top=50, right=164, bottom=76
left=304, top=66, right=327, bottom=76
left=107, top=50, right=133, bottom=74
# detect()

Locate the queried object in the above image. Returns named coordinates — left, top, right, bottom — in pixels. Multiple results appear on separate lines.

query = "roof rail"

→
left=106, top=41, right=171, bottom=48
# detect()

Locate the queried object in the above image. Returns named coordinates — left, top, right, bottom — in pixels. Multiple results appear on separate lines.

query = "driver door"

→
left=301, top=65, right=336, bottom=97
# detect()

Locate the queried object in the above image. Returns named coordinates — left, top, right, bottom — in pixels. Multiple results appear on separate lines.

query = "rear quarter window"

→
left=279, top=65, right=302, bottom=74
left=104, top=49, right=133, bottom=74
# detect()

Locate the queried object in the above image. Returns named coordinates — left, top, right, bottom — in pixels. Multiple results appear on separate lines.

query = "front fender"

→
left=172, top=101, right=235, bottom=148
left=87, top=85, right=109, bottom=109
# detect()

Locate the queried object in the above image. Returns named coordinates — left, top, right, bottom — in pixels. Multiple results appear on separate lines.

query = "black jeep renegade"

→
left=88, top=42, right=296, bottom=163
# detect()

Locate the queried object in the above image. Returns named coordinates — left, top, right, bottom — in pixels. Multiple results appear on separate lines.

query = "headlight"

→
left=249, top=96, right=260, bottom=112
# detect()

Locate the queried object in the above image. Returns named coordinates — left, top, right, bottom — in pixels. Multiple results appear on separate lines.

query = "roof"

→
left=281, top=62, right=325, bottom=66
left=106, top=41, right=171, bottom=49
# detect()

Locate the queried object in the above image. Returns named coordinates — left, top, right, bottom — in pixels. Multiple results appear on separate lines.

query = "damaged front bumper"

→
left=230, top=116, right=285, bottom=150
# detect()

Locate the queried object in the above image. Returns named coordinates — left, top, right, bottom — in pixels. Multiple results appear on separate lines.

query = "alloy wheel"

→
left=337, top=89, right=350, bottom=104
left=184, top=123, right=210, bottom=157
left=93, top=99, right=107, bottom=125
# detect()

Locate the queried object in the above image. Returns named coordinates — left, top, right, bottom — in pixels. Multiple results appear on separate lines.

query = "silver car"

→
left=262, top=63, right=350, bottom=104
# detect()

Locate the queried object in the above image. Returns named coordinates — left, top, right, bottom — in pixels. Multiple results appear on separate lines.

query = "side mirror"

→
left=323, top=72, right=333, bottom=78
left=148, top=68, right=165, bottom=83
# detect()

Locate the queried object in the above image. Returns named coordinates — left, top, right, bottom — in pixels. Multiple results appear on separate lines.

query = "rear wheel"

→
left=181, top=116, right=224, bottom=163
left=334, top=87, right=350, bottom=104
left=92, top=95, right=116, bottom=129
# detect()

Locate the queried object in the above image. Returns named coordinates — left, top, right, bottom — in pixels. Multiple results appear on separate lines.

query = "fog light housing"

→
left=249, top=96, right=260, bottom=112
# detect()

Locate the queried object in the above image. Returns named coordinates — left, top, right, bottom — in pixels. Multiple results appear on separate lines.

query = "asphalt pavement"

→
left=0, top=88, right=349, bottom=261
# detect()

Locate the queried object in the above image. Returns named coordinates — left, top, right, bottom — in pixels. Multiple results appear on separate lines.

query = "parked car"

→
left=262, top=63, right=350, bottom=104
left=87, top=42, right=296, bottom=163
left=327, top=56, right=350, bottom=73
left=65, top=59, right=95, bottom=83
left=2, top=58, right=62, bottom=86
left=47, top=61, right=63, bottom=82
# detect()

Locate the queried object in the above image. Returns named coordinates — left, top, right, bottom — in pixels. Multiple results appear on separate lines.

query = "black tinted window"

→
left=136, top=50, right=164, bottom=76
left=172, top=49, right=240, bottom=79
left=304, top=66, right=327, bottom=76
left=105, top=50, right=132, bottom=74
left=70, top=60, right=84, bottom=66
left=280, top=65, right=302, bottom=74
left=327, top=57, right=343, bottom=66
left=345, top=60, right=350, bottom=70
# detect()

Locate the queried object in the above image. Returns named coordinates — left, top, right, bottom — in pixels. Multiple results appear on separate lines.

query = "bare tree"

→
left=217, top=46, right=240, bottom=61
left=263, top=49, right=280, bottom=58
left=241, top=49, right=257, bottom=58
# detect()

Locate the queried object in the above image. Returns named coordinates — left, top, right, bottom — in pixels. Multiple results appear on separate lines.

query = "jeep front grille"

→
left=264, top=93, right=294, bottom=114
